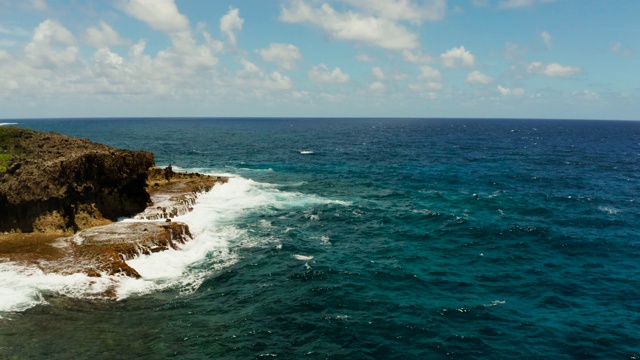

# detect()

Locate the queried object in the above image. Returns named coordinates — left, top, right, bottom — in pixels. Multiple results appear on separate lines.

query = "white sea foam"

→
left=598, top=206, right=620, bottom=215
left=0, top=262, right=115, bottom=314
left=0, top=174, right=349, bottom=313
left=300, top=150, right=314, bottom=155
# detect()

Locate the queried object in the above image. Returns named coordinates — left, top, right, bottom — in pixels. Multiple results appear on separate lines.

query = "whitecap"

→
left=299, top=150, right=314, bottom=155
left=0, top=123, right=17, bottom=126
left=293, top=255, right=314, bottom=261
left=483, top=300, right=506, bottom=307
left=598, top=206, right=620, bottom=215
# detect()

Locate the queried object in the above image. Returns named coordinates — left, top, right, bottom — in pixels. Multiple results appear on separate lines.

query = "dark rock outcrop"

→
left=0, top=126, right=154, bottom=233
left=0, top=126, right=229, bottom=282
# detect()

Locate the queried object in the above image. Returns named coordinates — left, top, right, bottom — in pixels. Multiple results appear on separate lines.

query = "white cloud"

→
left=369, top=81, right=385, bottom=91
left=466, top=70, right=493, bottom=84
left=239, top=57, right=259, bottom=74
left=541, top=31, right=552, bottom=49
left=344, top=0, right=447, bottom=22
left=220, top=7, right=243, bottom=48
left=612, top=42, right=634, bottom=57
left=280, top=0, right=418, bottom=50
left=356, top=53, right=375, bottom=62
left=498, top=0, right=558, bottom=9
left=235, top=64, right=293, bottom=91
left=308, top=63, right=350, bottom=83
left=118, top=0, right=190, bottom=33
left=256, top=43, right=301, bottom=70
left=372, top=66, right=385, bottom=80
left=31, top=19, right=75, bottom=46
left=24, top=19, right=78, bottom=69
left=440, top=46, right=475, bottom=68
left=527, top=61, right=581, bottom=77
left=411, top=65, right=442, bottom=92
left=497, top=85, right=524, bottom=96
left=84, top=21, right=130, bottom=48
left=402, top=49, right=433, bottom=63
left=577, top=89, right=599, bottom=100
left=418, top=65, right=441, bottom=81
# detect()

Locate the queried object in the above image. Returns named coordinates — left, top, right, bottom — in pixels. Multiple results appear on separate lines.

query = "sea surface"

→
left=1, top=118, right=639, bottom=359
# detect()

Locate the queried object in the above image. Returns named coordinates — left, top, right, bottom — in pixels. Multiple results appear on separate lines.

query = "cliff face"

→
left=0, top=126, right=154, bottom=233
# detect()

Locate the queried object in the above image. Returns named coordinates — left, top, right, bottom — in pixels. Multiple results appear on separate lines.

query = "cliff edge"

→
left=0, top=126, right=228, bottom=281
left=0, top=126, right=153, bottom=233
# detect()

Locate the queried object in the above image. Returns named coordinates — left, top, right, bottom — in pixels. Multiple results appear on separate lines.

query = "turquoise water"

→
left=1, top=118, right=639, bottom=359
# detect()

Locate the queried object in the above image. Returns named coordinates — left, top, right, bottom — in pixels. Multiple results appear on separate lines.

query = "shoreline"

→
left=0, top=169, right=228, bottom=281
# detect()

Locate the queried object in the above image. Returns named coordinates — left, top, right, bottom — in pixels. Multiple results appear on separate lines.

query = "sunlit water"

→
left=1, top=118, right=639, bottom=359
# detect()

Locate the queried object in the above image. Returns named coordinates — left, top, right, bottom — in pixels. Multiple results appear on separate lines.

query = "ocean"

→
left=0, top=118, right=639, bottom=359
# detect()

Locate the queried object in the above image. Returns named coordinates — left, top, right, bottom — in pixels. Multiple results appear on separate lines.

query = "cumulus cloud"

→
left=541, top=31, right=552, bottom=49
left=84, top=21, right=130, bottom=48
left=220, top=7, right=243, bottom=48
left=256, top=43, right=301, bottom=70
left=410, top=65, right=442, bottom=92
left=280, top=0, right=418, bottom=50
left=497, top=85, right=524, bottom=96
left=24, top=19, right=78, bottom=69
left=440, top=46, right=474, bottom=68
left=402, top=49, right=433, bottom=63
left=372, top=66, right=385, bottom=80
left=466, top=70, right=493, bottom=84
left=369, top=81, right=385, bottom=91
left=308, top=63, right=350, bottom=83
left=235, top=58, right=293, bottom=90
left=118, top=0, right=190, bottom=33
left=344, top=0, right=448, bottom=22
left=418, top=65, right=441, bottom=81
left=118, top=0, right=219, bottom=74
left=527, top=61, right=581, bottom=77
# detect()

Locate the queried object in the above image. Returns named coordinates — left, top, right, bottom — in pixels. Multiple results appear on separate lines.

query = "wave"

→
left=299, top=150, right=315, bottom=155
left=0, top=174, right=349, bottom=314
left=0, top=123, right=17, bottom=126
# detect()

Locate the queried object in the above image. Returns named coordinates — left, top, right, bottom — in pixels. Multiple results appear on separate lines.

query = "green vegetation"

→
left=0, top=126, right=28, bottom=172
left=0, top=153, right=10, bottom=172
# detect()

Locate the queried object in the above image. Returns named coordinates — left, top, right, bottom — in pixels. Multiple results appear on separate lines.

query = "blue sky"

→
left=0, top=0, right=638, bottom=120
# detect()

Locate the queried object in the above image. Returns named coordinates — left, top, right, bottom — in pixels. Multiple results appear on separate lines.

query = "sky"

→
left=0, top=0, right=638, bottom=120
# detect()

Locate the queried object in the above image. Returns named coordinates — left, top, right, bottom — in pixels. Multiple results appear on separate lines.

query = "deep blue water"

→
left=1, top=118, right=640, bottom=359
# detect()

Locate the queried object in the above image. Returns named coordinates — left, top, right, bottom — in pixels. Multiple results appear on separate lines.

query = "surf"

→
left=0, top=172, right=350, bottom=314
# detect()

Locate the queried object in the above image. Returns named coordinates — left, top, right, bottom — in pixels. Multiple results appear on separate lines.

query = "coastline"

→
left=0, top=168, right=228, bottom=284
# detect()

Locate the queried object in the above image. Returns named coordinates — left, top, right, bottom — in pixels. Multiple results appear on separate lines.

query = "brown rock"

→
left=0, top=127, right=153, bottom=233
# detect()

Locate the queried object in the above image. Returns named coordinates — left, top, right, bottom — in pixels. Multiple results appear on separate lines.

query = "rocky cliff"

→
left=0, top=125, right=228, bottom=282
left=0, top=126, right=154, bottom=233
